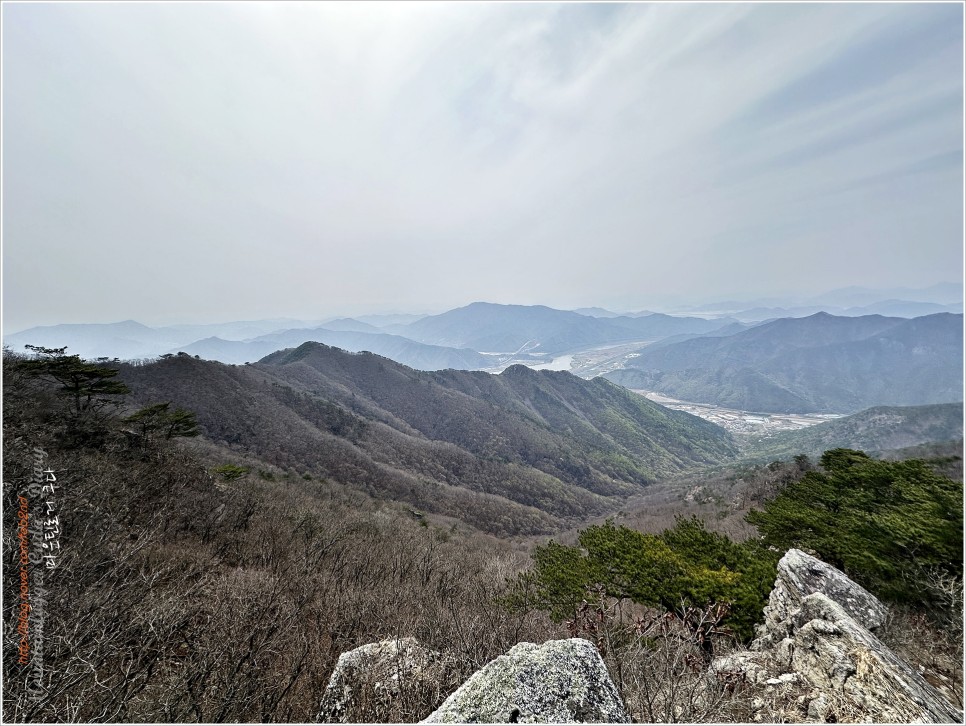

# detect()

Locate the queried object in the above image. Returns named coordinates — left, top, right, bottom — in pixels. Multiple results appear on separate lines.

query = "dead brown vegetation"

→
left=4, top=350, right=961, bottom=723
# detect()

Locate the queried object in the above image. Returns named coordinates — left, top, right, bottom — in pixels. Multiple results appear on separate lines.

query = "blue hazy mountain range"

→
left=604, top=312, right=963, bottom=414
left=5, top=298, right=962, bottom=415
left=5, top=303, right=741, bottom=365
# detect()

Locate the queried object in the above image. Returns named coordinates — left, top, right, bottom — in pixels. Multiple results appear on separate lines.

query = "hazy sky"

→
left=3, top=1, right=963, bottom=330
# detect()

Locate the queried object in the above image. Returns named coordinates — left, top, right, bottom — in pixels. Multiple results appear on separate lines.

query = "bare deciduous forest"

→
left=3, top=349, right=962, bottom=722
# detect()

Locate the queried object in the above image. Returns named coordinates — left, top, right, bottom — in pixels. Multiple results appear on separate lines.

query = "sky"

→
left=2, top=1, right=963, bottom=330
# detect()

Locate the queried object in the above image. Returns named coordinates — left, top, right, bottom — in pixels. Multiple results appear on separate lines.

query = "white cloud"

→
left=2, top=2, right=962, bottom=327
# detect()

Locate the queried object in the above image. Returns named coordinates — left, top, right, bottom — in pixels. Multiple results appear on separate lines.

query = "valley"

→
left=628, top=389, right=843, bottom=436
left=4, top=3, right=964, bottom=722
left=11, top=303, right=960, bottom=420
left=481, top=339, right=657, bottom=376
left=481, top=338, right=855, bottom=433
left=4, top=320, right=962, bottom=724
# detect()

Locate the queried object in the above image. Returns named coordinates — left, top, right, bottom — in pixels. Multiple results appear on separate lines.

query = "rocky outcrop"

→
left=712, top=549, right=962, bottom=723
left=421, top=638, right=630, bottom=723
left=317, top=637, right=438, bottom=721
left=751, top=548, right=888, bottom=651
left=792, top=593, right=960, bottom=722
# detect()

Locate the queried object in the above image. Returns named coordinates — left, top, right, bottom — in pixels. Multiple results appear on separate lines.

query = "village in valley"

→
left=631, top=389, right=843, bottom=436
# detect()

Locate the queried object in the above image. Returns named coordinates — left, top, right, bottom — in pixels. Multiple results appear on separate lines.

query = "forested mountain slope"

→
left=744, top=403, right=964, bottom=462
left=606, top=312, right=963, bottom=413
left=174, top=326, right=492, bottom=369
left=118, top=344, right=737, bottom=536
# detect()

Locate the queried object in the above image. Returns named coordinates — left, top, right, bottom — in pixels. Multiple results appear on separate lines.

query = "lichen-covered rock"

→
left=711, top=650, right=773, bottom=685
left=713, top=549, right=962, bottom=724
left=752, top=548, right=888, bottom=651
left=787, top=593, right=962, bottom=723
left=318, top=637, right=438, bottom=721
left=421, top=638, right=630, bottom=723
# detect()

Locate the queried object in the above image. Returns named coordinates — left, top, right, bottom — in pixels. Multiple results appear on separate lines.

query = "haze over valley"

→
left=2, top=2, right=963, bottom=723
left=7, top=284, right=963, bottom=428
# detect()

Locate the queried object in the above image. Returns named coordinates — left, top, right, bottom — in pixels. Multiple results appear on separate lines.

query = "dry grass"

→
left=5, top=354, right=961, bottom=723
left=879, top=604, right=964, bottom=710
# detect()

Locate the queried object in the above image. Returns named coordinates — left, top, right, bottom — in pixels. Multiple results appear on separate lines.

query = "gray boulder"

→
left=421, top=638, right=630, bottom=723
left=752, top=548, right=888, bottom=651
left=318, top=637, right=438, bottom=721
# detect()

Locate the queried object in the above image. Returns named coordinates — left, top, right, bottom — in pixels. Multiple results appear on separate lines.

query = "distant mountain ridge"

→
left=7, top=295, right=962, bottom=385
left=4, top=318, right=496, bottom=371
left=390, top=302, right=737, bottom=354
left=3, top=318, right=321, bottom=359
left=806, top=282, right=963, bottom=308
left=659, top=284, right=963, bottom=324
left=604, top=312, right=963, bottom=414
left=174, top=327, right=494, bottom=370
left=4, top=319, right=172, bottom=360
left=724, top=300, right=962, bottom=323
left=316, top=317, right=384, bottom=333
left=5, top=304, right=736, bottom=368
